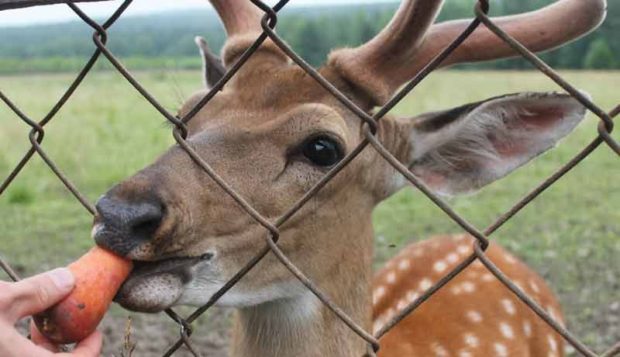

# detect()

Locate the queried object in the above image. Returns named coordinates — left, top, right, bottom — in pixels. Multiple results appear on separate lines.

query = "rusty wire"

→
left=0, top=0, right=618, bottom=356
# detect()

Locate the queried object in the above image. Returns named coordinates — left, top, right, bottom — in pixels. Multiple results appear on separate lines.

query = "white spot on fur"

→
left=530, top=280, right=541, bottom=294
left=385, top=307, right=395, bottom=321
left=432, top=342, right=449, bottom=357
left=419, top=278, right=433, bottom=291
left=398, top=259, right=411, bottom=271
left=547, top=306, right=561, bottom=324
left=386, top=271, right=397, bottom=284
left=548, top=335, right=558, bottom=352
left=457, top=245, right=470, bottom=255
left=500, top=322, right=514, bottom=339
left=464, top=333, right=479, bottom=348
left=434, top=260, right=448, bottom=273
left=451, top=285, right=462, bottom=295
left=406, top=290, right=419, bottom=303
left=459, top=351, right=473, bottom=357
left=523, top=320, right=532, bottom=337
left=501, top=299, right=516, bottom=315
left=396, top=299, right=408, bottom=311
left=466, top=310, right=483, bottom=323
left=373, top=286, right=386, bottom=305
left=446, top=253, right=459, bottom=264
left=482, top=273, right=495, bottom=282
left=461, top=281, right=476, bottom=293
left=513, top=280, right=525, bottom=292
left=494, top=342, right=508, bottom=357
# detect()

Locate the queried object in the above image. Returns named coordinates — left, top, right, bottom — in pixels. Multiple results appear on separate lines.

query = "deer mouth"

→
left=115, top=253, right=214, bottom=312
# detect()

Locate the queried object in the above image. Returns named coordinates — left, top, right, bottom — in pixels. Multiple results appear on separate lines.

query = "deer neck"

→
left=230, top=217, right=375, bottom=357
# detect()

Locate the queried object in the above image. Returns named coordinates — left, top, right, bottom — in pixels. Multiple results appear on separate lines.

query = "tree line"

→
left=0, top=0, right=617, bottom=74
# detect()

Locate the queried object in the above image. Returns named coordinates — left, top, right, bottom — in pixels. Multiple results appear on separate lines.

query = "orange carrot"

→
left=34, top=246, right=133, bottom=344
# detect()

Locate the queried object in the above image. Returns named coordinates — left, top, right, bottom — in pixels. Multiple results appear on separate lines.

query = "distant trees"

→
left=286, top=18, right=329, bottom=66
left=0, top=1, right=617, bottom=74
left=584, top=39, right=617, bottom=69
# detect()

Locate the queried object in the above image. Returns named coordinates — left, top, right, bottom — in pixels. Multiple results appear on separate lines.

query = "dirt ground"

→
left=16, top=307, right=232, bottom=357
left=99, top=311, right=231, bottom=357
left=16, top=299, right=619, bottom=356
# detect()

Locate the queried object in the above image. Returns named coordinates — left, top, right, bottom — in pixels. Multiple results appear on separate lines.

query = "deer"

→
left=86, top=0, right=607, bottom=356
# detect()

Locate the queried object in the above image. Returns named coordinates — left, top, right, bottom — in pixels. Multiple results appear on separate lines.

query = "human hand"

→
left=0, top=268, right=102, bottom=356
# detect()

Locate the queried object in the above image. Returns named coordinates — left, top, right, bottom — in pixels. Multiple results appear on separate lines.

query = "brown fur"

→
left=374, top=235, right=565, bottom=357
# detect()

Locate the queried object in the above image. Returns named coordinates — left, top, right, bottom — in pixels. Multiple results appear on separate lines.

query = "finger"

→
left=65, top=330, right=103, bottom=357
left=5, top=268, right=75, bottom=322
left=30, top=319, right=60, bottom=353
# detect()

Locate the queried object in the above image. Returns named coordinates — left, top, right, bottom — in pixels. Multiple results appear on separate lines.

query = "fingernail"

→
left=48, top=268, right=75, bottom=291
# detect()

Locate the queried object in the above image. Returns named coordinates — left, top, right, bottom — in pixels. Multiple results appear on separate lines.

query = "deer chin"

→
left=113, top=248, right=297, bottom=312
left=114, top=256, right=207, bottom=312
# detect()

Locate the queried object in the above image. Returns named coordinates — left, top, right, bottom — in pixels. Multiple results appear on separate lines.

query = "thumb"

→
left=64, top=330, right=103, bottom=357
left=4, top=268, right=75, bottom=323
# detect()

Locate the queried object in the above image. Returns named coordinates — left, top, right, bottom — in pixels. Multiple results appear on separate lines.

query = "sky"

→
left=0, top=0, right=396, bottom=27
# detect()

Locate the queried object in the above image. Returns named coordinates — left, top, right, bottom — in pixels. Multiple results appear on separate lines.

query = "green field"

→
left=1, top=70, right=618, bottom=355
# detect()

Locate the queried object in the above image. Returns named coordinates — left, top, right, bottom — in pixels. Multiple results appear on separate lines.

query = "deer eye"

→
left=301, top=136, right=343, bottom=167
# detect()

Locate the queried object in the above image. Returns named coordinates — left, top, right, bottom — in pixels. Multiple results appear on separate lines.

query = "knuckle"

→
left=12, top=279, right=51, bottom=311
left=0, top=281, right=16, bottom=308
left=32, top=282, right=51, bottom=308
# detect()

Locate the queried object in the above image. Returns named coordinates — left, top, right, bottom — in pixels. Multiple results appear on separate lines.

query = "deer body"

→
left=88, top=0, right=606, bottom=356
left=374, top=235, right=564, bottom=357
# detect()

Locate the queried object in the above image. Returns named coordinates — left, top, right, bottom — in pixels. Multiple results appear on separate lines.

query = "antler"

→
left=344, top=0, right=445, bottom=73
left=328, top=0, right=607, bottom=105
left=209, top=0, right=263, bottom=37
left=421, top=0, right=608, bottom=70
left=208, top=0, right=288, bottom=67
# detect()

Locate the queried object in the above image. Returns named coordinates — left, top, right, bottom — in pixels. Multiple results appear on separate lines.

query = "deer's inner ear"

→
left=398, top=92, right=587, bottom=196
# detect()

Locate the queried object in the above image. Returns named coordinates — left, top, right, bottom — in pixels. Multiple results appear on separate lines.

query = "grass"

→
left=1, top=70, right=618, bottom=353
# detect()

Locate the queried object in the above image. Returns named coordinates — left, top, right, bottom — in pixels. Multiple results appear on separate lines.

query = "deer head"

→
left=92, top=0, right=605, bottom=354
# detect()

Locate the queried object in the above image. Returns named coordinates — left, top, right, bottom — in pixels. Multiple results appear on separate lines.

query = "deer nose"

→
left=93, top=195, right=164, bottom=255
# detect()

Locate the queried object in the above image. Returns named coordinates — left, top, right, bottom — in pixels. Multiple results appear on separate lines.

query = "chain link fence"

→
left=0, top=0, right=618, bottom=356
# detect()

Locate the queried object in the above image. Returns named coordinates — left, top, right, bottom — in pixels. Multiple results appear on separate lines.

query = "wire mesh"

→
left=0, top=0, right=618, bottom=356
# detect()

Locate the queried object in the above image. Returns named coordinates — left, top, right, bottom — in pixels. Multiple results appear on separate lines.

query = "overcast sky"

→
left=0, top=0, right=396, bottom=27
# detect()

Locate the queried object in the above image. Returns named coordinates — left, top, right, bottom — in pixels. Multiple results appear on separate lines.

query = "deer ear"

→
left=195, top=36, right=226, bottom=88
left=399, top=92, right=587, bottom=196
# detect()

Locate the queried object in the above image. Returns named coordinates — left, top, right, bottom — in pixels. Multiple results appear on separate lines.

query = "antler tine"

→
left=327, top=0, right=606, bottom=106
left=209, top=0, right=263, bottom=37
left=349, top=0, right=445, bottom=67
left=327, top=0, right=445, bottom=104
left=418, top=0, right=608, bottom=70
left=208, top=0, right=289, bottom=67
